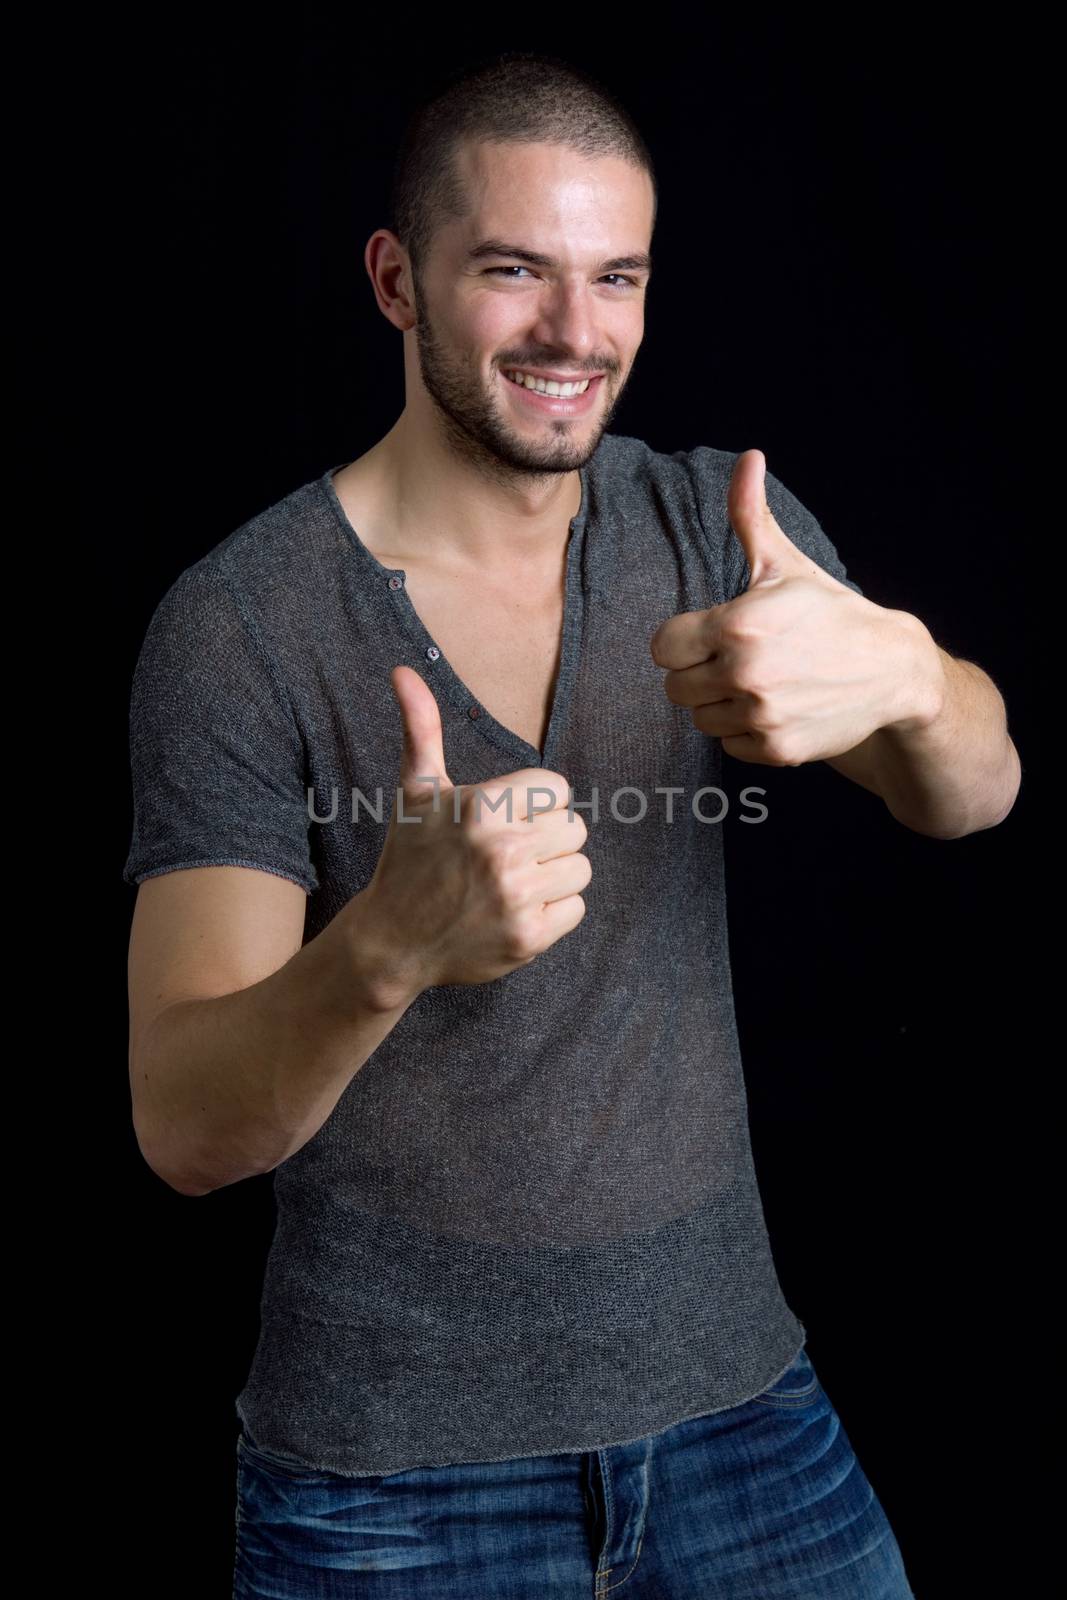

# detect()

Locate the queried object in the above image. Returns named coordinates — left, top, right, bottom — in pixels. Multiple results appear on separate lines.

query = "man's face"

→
left=409, top=140, right=654, bottom=478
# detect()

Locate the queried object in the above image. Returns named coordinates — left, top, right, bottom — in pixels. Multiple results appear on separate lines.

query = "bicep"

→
left=127, top=864, right=307, bottom=1127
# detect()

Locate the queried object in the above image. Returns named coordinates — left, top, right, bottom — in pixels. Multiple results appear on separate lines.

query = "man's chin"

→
left=492, top=430, right=603, bottom=475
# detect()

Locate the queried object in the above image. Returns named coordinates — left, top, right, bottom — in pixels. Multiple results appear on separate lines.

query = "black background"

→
left=48, top=13, right=1046, bottom=1597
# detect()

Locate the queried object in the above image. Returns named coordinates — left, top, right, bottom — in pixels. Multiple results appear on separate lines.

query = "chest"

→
left=399, top=561, right=566, bottom=757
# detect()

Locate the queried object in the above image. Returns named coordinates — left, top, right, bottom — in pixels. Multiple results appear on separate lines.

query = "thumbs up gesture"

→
left=357, top=666, right=592, bottom=999
left=649, top=449, right=920, bottom=766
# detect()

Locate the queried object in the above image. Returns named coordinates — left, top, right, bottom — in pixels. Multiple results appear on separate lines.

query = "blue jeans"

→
left=232, top=1342, right=916, bottom=1597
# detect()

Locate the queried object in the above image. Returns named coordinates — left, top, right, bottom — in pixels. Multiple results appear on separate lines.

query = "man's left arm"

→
left=822, top=616, right=1021, bottom=840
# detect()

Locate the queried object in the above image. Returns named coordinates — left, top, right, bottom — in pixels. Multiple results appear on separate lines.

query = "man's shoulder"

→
left=591, top=432, right=738, bottom=500
left=206, top=470, right=336, bottom=594
left=151, top=468, right=338, bottom=626
left=587, top=435, right=743, bottom=559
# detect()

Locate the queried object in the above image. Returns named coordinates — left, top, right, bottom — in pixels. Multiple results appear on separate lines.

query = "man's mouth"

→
left=499, top=367, right=605, bottom=415
left=502, top=367, right=598, bottom=397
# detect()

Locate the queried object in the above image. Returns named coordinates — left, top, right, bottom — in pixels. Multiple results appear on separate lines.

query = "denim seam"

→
left=594, top=1445, right=616, bottom=1594
left=599, top=1532, right=645, bottom=1593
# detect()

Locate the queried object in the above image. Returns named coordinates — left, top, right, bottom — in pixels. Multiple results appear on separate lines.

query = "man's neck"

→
left=356, top=418, right=582, bottom=572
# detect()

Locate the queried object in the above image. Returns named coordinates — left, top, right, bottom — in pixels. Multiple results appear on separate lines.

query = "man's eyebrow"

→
left=466, top=238, right=653, bottom=273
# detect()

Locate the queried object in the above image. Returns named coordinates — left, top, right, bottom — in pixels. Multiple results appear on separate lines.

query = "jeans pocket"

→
left=750, top=1344, right=821, bottom=1408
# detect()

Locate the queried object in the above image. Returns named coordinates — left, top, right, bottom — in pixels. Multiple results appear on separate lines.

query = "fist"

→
left=358, top=665, right=592, bottom=995
left=650, top=449, right=904, bottom=765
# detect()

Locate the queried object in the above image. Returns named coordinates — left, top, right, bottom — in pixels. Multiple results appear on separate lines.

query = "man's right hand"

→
left=352, top=664, right=592, bottom=998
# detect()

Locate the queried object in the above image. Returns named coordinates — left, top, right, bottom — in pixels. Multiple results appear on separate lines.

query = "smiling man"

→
left=124, top=49, right=1014, bottom=1599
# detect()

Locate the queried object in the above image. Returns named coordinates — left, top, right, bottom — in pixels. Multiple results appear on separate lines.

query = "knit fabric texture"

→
left=123, top=432, right=864, bottom=1476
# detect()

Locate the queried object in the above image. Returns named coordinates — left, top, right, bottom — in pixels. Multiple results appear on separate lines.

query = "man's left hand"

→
left=648, top=449, right=940, bottom=766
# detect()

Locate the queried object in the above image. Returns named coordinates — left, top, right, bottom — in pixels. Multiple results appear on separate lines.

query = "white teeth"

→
left=504, top=369, right=592, bottom=397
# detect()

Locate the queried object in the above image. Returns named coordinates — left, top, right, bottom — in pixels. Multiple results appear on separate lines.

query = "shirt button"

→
left=387, top=576, right=403, bottom=590
left=468, top=705, right=481, bottom=719
left=426, top=646, right=440, bottom=661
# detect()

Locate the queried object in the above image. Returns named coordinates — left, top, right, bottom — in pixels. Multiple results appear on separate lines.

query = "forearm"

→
left=134, top=890, right=421, bottom=1197
left=867, top=626, right=1021, bottom=839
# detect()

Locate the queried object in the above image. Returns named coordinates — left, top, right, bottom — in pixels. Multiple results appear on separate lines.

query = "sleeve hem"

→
left=124, top=856, right=316, bottom=893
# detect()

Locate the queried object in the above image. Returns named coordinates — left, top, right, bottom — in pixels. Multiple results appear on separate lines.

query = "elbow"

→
left=134, top=1121, right=215, bottom=1198
left=970, top=736, right=1023, bottom=834
left=893, top=806, right=1015, bottom=842
left=890, top=810, right=1001, bottom=841
left=991, top=743, right=1023, bottom=829
left=146, top=1150, right=215, bottom=1198
left=161, top=1169, right=215, bottom=1199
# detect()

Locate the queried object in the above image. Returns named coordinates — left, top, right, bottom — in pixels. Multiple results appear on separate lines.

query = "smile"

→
left=503, top=369, right=592, bottom=396
left=500, top=368, right=604, bottom=416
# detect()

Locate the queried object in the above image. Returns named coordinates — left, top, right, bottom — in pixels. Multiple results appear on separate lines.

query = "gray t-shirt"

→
left=123, top=431, right=863, bottom=1476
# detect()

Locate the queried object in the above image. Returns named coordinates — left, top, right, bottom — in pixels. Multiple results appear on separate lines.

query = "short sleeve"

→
left=122, top=559, right=319, bottom=893
left=682, top=446, right=864, bottom=603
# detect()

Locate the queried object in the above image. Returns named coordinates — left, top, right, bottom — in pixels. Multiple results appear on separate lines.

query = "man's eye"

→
left=485, top=266, right=638, bottom=288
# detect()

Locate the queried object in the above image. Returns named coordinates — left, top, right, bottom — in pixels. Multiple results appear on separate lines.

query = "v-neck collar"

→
left=320, top=458, right=591, bottom=769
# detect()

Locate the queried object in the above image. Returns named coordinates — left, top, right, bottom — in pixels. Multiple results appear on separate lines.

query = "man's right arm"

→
left=128, top=866, right=420, bottom=1197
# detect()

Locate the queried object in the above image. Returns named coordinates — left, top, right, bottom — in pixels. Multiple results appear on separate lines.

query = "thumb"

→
left=728, top=448, right=805, bottom=588
left=390, top=664, right=452, bottom=804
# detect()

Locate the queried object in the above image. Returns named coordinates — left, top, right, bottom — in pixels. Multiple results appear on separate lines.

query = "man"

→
left=125, top=49, right=1017, bottom=1598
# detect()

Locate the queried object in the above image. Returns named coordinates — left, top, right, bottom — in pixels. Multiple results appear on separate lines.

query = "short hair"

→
left=387, top=50, right=657, bottom=287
